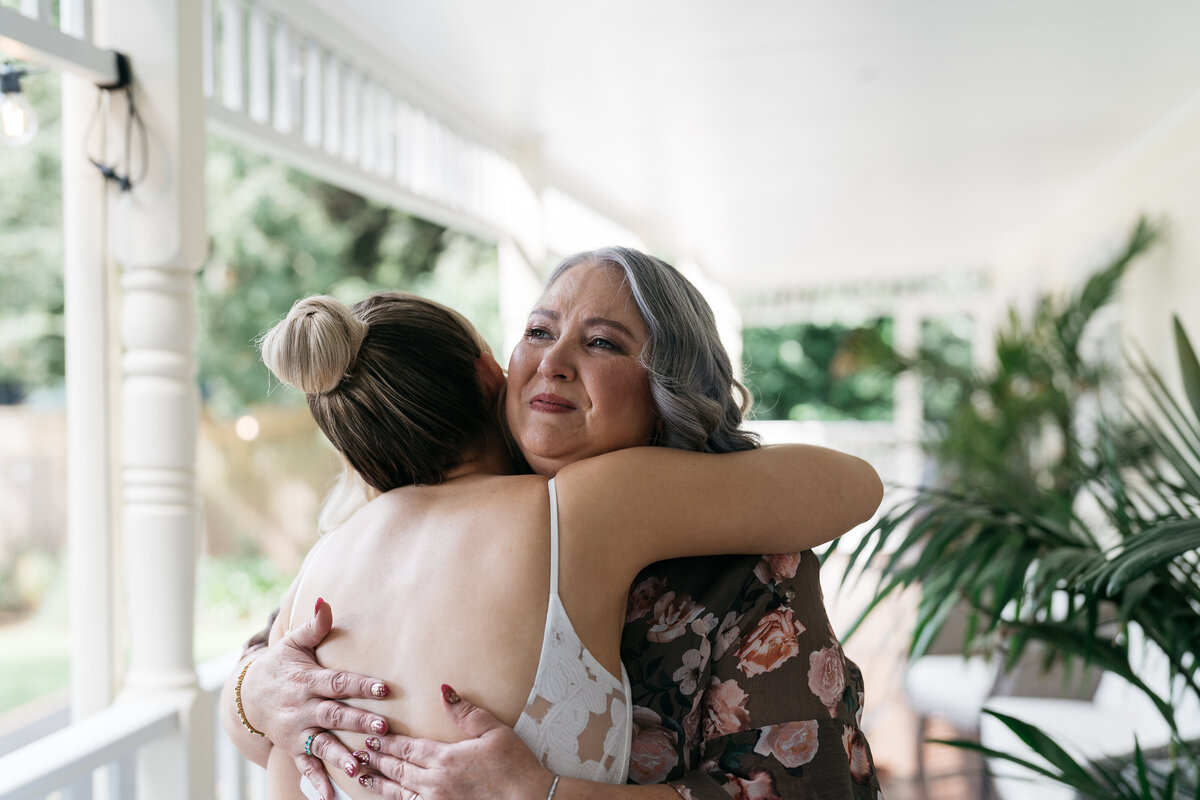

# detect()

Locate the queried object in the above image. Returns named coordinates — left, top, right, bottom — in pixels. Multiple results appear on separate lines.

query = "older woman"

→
left=224, top=247, right=884, bottom=800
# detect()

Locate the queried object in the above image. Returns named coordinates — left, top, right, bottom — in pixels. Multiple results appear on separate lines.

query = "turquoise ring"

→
left=304, top=733, right=316, bottom=756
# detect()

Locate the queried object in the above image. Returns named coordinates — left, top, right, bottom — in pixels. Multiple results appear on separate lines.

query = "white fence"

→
left=0, top=652, right=264, bottom=800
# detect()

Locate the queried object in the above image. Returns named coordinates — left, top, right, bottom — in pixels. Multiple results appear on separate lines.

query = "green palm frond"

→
left=837, top=218, right=1200, bottom=798
left=1176, top=317, right=1200, bottom=424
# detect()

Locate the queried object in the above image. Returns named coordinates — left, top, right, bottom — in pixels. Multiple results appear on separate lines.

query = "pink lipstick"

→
left=530, top=393, right=575, bottom=413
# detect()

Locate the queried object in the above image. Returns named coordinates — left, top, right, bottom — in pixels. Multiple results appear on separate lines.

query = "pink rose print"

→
left=753, top=552, right=801, bottom=585
left=808, top=645, right=846, bottom=717
left=722, top=766, right=782, bottom=800
left=627, top=576, right=669, bottom=622
left=647, top=591, right=705, bottom=643
left=713, top=610, right=743, bottom=661
left=735, top=607, right=807, bottom=678
left=704, top=677, right=751, bottom=738
left=841, top=725, right=873, bottom=783
left=629, top=706, right=679, bottom=784
left=672, top=636, right=711, bottom=696
left=753, top=720, right=820, bottom=768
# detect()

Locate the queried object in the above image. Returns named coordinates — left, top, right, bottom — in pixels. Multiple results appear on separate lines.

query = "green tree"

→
left=0, top=70, right=63, bottom=403
left=743, top=319, right=894, bottom=421
left=198, top=137, right=497, bottom=417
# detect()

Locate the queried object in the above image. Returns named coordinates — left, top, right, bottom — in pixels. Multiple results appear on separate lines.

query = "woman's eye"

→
left=588, top=337, right=621, bottom=352
left=525, top=327, right=552, bottom=340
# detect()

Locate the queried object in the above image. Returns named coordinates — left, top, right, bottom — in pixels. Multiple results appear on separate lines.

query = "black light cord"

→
left=84, top=52, right=144, bottom=193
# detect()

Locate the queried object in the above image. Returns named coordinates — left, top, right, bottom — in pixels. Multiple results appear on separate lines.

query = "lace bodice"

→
left=512, top=478, right=632, bottom=782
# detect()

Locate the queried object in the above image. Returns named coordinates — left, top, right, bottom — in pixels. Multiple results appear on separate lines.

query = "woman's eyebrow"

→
left=585, top=317, right=637, bottom=339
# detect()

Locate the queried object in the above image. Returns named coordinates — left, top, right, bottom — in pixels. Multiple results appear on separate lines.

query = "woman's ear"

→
left=476, top=352, right=506, bottom=400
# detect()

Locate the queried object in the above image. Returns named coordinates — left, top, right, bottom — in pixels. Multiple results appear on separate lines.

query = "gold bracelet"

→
left=235, top=659, right=267, bottom=737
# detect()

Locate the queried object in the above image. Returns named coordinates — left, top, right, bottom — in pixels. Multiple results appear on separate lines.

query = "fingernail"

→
left=359, top=775, right=375, bottom=789
left=315, top=597, right=325, bottom=614
left=344, top=760, right=358, bottom=777
left=370, top=719, right=386, bottom=734
left=365, top=736, right=381, bottom=751
left=441, top=684, right=460, bottom=704
left=353, top=750, right=370, bottom=764
left=370, top=682, right=389, bottom=697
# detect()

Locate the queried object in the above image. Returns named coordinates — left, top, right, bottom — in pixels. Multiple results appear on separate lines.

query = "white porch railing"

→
left=0, top=652, right=265, bottom=800
left=202, top=0, right=542, bottom=256
left=0, top=0, right=121, bottom=86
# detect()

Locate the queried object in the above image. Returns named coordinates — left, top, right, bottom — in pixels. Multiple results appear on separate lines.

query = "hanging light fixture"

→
left=1, top=63, right=38, bottom=147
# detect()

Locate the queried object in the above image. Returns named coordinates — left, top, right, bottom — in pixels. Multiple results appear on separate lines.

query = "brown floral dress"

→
left=622, top=550, right=882, bottom=799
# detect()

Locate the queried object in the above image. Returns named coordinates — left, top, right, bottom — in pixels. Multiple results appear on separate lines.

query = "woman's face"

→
left=506, top=263, right=659, bottom=476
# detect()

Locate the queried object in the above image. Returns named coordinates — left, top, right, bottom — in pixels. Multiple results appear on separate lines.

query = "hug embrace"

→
left=221, top=246, right=885, bottom=800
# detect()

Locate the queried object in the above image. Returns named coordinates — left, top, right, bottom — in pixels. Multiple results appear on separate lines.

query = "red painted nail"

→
left=353, top=750, right=370, bottom=764
left=441, top=684, right=460, bottom=704
left=314, top=597, right=325, bottom=614
left=365, top=736, right=381, bottom=751
left=370, top=682, right=389, bottom=698
left=344, top=760, right=358, bottom=777
left=359, top=775, right=375, bottom=789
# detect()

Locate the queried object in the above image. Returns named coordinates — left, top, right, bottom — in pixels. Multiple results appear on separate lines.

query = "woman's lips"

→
left=530, top=393, right=576, bottom=413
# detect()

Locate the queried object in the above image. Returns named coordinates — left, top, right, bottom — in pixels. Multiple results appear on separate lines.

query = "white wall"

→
left=996, top=89, right=1200, bottom=394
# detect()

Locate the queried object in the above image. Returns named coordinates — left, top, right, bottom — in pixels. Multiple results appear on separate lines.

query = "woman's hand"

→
left=241, top=599, right=393, bottom=797
left=351, top=685, right=554, bottom=800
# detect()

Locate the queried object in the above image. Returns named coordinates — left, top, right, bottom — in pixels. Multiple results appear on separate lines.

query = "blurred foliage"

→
left=197, top=553, right=291, bottom=622
left=0, top=546, right=58, bottom=618
left=943, top=314, right=1200, bottom=800
left=0, top=97, right=498, bottom=411
left=200, top=137, right=499, bottom=417
left=834, top=217, right=1200, bottom=797
left=921, top=316, right=973, bottom=423
left=0, top=70, right=64, bottom=403
left=743, top=318, right=895, bottom=421
left=837, top=216, right=1161, bottom=653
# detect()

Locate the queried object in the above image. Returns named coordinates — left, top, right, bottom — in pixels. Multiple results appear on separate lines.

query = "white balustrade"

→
left=0, top=653, right=265, bottom=800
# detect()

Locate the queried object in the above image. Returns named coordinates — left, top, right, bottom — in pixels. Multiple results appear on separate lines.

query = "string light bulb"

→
left=1, top=64, right=38, bottom=147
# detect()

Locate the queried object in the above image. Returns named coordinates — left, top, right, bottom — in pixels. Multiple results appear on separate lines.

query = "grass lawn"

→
left=0, top=620, right=70, bottom=716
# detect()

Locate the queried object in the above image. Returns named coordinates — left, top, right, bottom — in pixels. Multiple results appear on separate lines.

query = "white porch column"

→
left=498, top=239, right=543, bottom=358
left=892, top=304, right=924, bottom=489
left=94, top=0, right=209, bottom=796
left=60, top=0, right=115, bottom=719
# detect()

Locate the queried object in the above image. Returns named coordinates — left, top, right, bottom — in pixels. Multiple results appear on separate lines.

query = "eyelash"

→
left=588, top=337, right=621, bottom=352
left=523, top=327, right=623, bottom=353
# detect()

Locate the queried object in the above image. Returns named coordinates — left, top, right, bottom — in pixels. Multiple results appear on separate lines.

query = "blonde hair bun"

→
left=261, top=295, right=368, bottom=395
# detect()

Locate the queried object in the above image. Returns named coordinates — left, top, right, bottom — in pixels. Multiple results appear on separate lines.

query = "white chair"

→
left=903, top=604, right=1001, bottom=799
left=981, top=625, right=1200, bottom=800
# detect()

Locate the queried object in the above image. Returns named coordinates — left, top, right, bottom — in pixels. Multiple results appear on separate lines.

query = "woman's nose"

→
left=537, top=340, right=576, bottom=380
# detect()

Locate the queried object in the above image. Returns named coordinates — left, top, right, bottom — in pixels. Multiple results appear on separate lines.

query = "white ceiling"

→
left=330, top=1, right=1200, bottom=294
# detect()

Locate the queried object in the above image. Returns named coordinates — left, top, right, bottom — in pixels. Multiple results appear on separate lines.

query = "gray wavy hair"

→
left=547, top=247, right=759, bottom=454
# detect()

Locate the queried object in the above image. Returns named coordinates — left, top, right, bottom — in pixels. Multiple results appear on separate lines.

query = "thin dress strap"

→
left=547, top=478, right=560, bottom=597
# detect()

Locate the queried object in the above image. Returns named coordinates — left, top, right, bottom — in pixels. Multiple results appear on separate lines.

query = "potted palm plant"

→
left=835, top=217, right=1199, bottom=797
